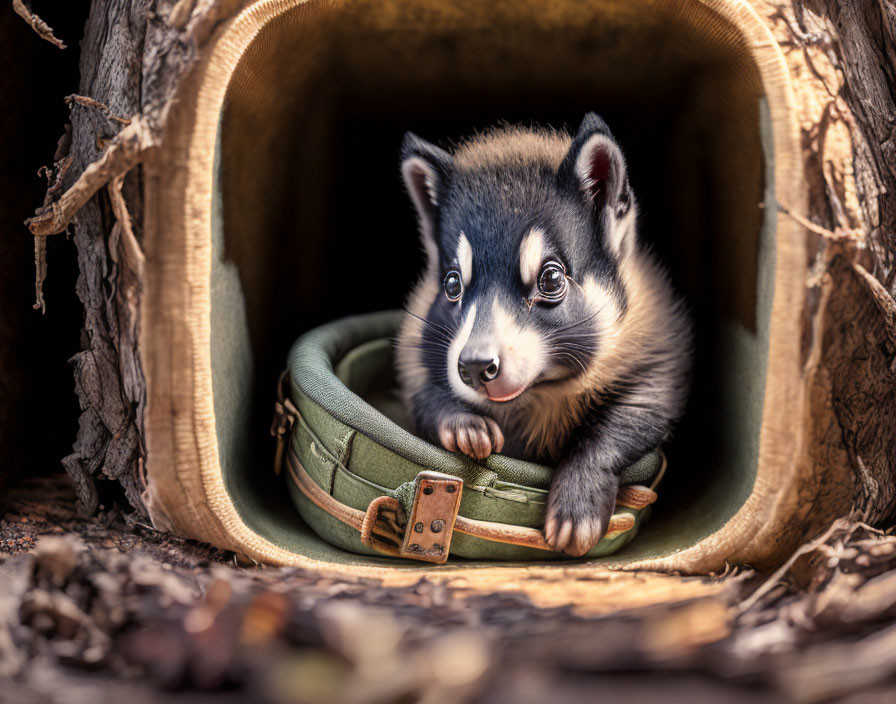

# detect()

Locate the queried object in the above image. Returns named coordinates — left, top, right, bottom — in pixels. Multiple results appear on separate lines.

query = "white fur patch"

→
left=519, top=228, right=544, bottom=286
left=608, top=205, right=636, bottom=256
left=505, top=275, right=624, bottom=460
left=446, top=303, right=481, bottom=404
left=491, top=299, right=545, bottom=393
left=580, top=276, right=624, bottom=334
left=457, top=232, right=473, bottom=286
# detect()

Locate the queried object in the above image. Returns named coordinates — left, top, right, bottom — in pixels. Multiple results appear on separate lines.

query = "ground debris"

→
left=1, top=477, right=896, bottom=702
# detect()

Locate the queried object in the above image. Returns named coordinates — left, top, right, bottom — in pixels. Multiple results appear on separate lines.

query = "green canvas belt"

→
left=277, top=311, right=666, bottom=563
left=272, top=370, right=665, bottom=564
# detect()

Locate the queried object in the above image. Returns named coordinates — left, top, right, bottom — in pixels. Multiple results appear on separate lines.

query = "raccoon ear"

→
left=558, top=113, right=630, bottom=219
left=400, top=132, right=453, bottom=226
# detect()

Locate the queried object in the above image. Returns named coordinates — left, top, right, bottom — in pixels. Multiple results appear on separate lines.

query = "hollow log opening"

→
left=210, top=0, right=776, bottom=564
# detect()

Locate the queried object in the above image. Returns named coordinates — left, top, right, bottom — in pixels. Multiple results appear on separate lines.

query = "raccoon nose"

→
left=458, top=355, right=500, bottom=388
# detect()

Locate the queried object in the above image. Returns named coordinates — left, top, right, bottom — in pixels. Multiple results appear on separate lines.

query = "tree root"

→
left=31, top=154, right=72, bottom=312
left=107, top=175, right=145, bottom=277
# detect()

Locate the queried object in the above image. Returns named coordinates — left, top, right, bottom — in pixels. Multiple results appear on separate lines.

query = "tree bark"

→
left=57, top=0, right=152, bottom=515
left=755, top=0, right=896, bottom=523
left=29, top=0, right=243, bottom=515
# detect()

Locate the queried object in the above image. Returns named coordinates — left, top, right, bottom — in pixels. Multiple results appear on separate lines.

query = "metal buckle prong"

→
left=270, top=399, right=298, bottom=476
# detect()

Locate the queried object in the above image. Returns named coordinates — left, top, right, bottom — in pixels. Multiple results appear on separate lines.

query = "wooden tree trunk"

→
left=21, top=0, right=896, bottom=528
left=765, top=0, right=896, bottom=523
left=27, top=0, right=236, bottom=514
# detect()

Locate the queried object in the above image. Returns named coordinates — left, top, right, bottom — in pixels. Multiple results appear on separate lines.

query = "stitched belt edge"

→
left=273, top=381, right=664, bottom=564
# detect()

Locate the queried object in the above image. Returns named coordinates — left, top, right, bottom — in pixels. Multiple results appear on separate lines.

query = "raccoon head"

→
left=400, top=113, right=636, bottom=408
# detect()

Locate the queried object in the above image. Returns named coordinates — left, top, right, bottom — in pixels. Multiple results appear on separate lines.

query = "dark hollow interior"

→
left=213, top=0, right=773, bottom=562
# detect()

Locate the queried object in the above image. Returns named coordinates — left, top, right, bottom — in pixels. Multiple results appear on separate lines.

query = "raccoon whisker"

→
left=552, top=342, right=593, bottom=357
left=556, top=333, right=597, bottom=343
left=419, top=329, right=455, bottom=346
left=548, top=309, right=601, bottom=336
left=555, top=327, right=598, bottom=339
left=558, top=349, right=590, bottom=371
left=551, top=351, right=589, bottom=376
left=553, top=333, right=599, bottom=347
left=426, top=323, right=458, bottom=341
left=416, top=325, right=456, bottom=345
left=565, top=275, right=584, bottom=293
left=405, top=309, right=456, bottom=335
left=547, top=339, right=596, bottom=357
left=551, top=342, right=594, bottom=361
left=553, top=345, right=593, bottom=357
left=411, top=334, right=452, bottom=344
left=409, top=340, right=453, bottom=355
left=403, top=308, right=458, bottom=339
left=414, top=326, right=456, bottom=348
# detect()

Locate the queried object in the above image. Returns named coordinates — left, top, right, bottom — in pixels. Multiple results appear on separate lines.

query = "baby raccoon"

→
left=396, top=113, right=692, bottom=556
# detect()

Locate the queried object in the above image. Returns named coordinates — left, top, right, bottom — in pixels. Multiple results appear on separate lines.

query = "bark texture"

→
left=28, top=0, right=247, bottom=515
left=775, top=0, right=896, bottom=524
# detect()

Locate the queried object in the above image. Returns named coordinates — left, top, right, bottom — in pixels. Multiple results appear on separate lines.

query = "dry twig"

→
left=776, top=200, right=864, bottom=241
left=66, top=94, right=131, bottom=126
left=11, top=0, right=66, bottom=49
left=738, top=518, right=850, bottom=613
left=32, top=237, right=46, bottom=313
left=26, top=117, right=154, bottom=237
left=31, top=155, right=73, bottom=312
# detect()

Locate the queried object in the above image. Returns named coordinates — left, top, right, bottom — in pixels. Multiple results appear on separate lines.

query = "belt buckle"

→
left=399, top=471, right=463, bottom=564
left=270, top=398, right=298, bottom=476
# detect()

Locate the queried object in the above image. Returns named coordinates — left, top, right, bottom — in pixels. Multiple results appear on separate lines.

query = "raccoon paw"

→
left=437, top=413, right=505, bottom=460
left=543, top=470, right=618, bottom=557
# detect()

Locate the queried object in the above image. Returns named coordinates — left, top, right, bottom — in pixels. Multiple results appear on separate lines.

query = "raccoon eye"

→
left=443, top=270, right=463, bottom=301
left=537, top=262, right=567, bottom=300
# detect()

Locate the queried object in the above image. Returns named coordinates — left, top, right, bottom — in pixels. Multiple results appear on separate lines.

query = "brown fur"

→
left=453, top=127, right=570, bottom=172
left=504, top=245, right=689, bottom=461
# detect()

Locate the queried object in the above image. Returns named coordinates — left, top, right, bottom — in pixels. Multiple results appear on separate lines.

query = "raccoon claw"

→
left=543, top=472, right=618, bottom=557
left=544, top=514, right=605, bottom=557
left=437, top=414, right=504, bottom=460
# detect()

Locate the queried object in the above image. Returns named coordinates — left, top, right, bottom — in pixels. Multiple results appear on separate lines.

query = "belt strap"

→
left=284, top=449, right=655, bottom=563
left=272, top=376, right=662, bottom=564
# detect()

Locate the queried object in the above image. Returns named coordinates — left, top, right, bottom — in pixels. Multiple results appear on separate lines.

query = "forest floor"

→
left=2, top=475, right=896, bottom=704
